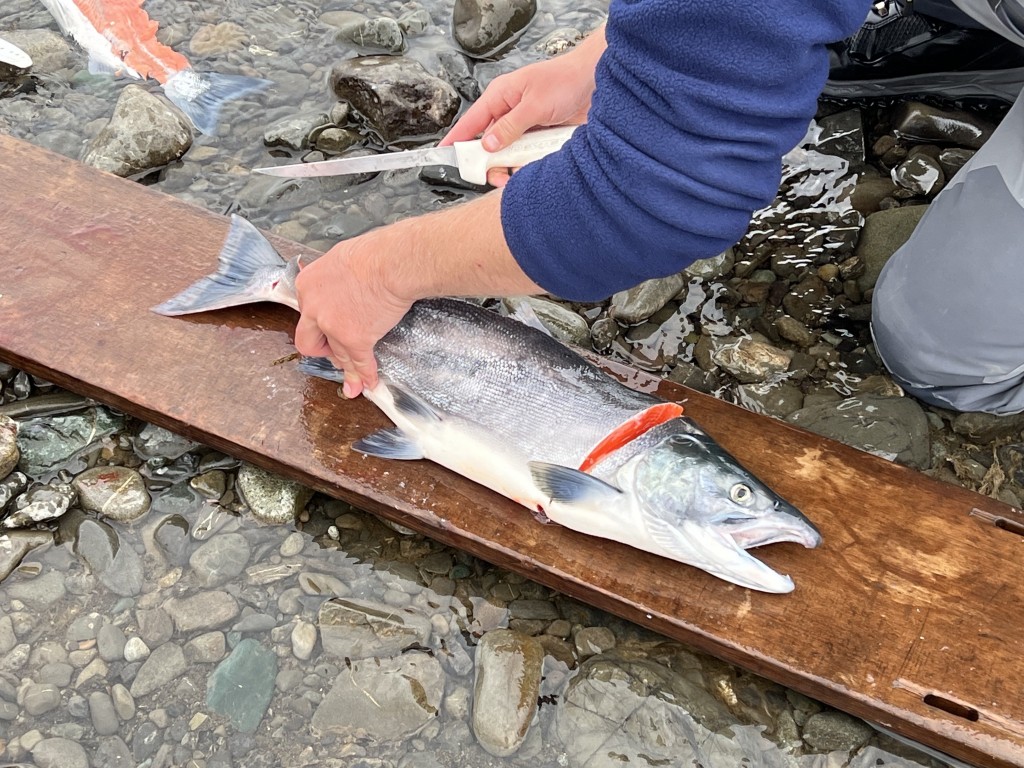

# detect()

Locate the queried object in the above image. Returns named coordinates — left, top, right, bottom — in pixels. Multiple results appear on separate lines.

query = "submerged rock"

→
left=73, top=466, right=150, bottom=522
left=471, top=629, right=544, bottom=756
left=318, top=596, right=432, bottom=660
left=206, top=638, right=278, bottom=733
left=0, top=415, right=18, bottom=478
left=16, top=407, right=124, bottom=476
left=82, top=85, right=193, bottom=177
left=237, top=462, right=313, bottom=524
left=453, top=0, right=536, bottom=58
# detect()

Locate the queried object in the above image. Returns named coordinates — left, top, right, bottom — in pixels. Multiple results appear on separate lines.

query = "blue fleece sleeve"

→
left=501, top=0, right=870, bottom=301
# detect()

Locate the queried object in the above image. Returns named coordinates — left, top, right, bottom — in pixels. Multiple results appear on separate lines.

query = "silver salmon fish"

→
left=154, top=215, right=822, bottom=593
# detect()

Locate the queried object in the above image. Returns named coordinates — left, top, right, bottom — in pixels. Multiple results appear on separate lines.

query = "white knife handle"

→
left=452, top=125, right=578, bottom=185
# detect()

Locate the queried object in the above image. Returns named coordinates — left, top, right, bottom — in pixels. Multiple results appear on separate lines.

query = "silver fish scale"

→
left=375, top=299, right=663, bottom=467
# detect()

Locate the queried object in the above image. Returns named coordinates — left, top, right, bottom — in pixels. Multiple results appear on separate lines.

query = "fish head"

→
left=627, top=428, right=821, bottom=593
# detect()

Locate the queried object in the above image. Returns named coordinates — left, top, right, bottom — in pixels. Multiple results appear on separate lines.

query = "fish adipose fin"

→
left=353, top=428, right=424, bottom=460
left=645, top=515, right=795, bottom=594
left=152, top=215, right=286, bottom=316
left=164, top=70, right=271, bottom=136
left=529, top=462, right=623, bottom=505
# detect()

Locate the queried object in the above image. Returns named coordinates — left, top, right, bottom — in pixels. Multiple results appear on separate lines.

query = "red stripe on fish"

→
left=74, top=0, right=189, bottom=82
left=579, top=402, right=684, bottom=473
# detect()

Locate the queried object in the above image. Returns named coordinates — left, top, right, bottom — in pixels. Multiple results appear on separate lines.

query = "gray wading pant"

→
left=871, top=0, right=1024, bottom=413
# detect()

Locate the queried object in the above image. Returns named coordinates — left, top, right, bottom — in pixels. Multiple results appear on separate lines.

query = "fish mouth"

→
left=728, top=500, right=823, bottom=550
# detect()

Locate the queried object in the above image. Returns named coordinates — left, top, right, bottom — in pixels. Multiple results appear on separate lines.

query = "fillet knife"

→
left=0, top=36, right=32, bottom=69
left=252, top=125, right=577, bottom=186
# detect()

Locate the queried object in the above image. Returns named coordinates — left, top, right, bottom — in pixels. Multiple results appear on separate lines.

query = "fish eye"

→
left=729, top=483, right=753, bottom=505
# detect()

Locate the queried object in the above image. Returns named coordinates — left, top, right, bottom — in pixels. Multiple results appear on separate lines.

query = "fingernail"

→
left=342, top=380, right=357, bottom=399
left=482, top=134, right=500, bottom=152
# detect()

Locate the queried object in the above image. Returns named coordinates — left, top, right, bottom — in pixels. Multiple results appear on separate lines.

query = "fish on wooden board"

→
left=153, top=215, right=823, bottom=593
left=38, top=0, right=269, bottom=134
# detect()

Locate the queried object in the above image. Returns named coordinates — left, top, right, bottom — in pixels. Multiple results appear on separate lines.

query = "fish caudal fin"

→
left=164, top=70, right=271, bottom=136
left=296, top=357, right=344, bottom=383
left=152, top=214, right=291, bottom=316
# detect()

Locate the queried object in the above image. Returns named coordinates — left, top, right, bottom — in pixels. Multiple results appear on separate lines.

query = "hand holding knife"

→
left=252, top=125, right=577, bottom=186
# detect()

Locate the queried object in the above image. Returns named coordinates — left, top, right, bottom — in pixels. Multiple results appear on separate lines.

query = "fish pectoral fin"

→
left=352, top=428, right=424, bottom=460
left=389, top=383, right=443, bottom=423
left=645, top=517, right=795, bottom=594
left=529, top=462, right=623, bottom=505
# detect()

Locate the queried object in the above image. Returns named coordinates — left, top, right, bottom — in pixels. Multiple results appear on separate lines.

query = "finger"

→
left=294, top=313, right=331, bottom=358
left=441, top=88, right=519, bottom=146
left=486, top=167, right=512, bottom=187
left=349, top=348, right=379, bottom=391
left=341, top=372, right=363, bottom=399
left=483, top=105, right=541, bottom=150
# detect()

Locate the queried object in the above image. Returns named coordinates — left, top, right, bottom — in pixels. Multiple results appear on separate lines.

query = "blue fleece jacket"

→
left=501, top=0, right=870, bottom=301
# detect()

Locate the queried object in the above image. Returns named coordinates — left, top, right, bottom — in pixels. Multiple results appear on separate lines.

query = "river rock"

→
left=189, top=531, right=251, bottom=587
left=1, top=29, right=76, bottom=75
left=788, top=393, right=930, bottom=469
left=610, top=272, right=687, bottom=324
left=134, top=423, right=197, bottom=461
left=31, top=737, right=90, bottom=768
left=802, top=709, right=874, bottom=752
left=472, top=629, right=544, bottom=756
left=130, top=642, right=188, bottom=698
left=73, top=466, right=150, bottom=521
left=891, top=154, right=945, bottom=198
left=892, top=100, right=994, bottom=150
left=2, top=481, right=75, bottom=528
left=318, top=596, right=432, bottom=659
left=330, top=56, right=460, bottom=143
left=164, top=590, right=240, bottom=633
left=263, top=111, right=331, bottom=151
left=453, top=0, right=536, bottom=58
left=311, top=651, right=444, bottom=738
left=16, top=407, right=124, bottom=475
left=712, top=338, right=792, bottom=384
left=206, top=638, right=278, bottom=733
left=0, top=529, right=52, bottom=581
left=502, top=296, right=590, bottom=346
left=0, top=415, right=17, bottom=478
left=4, top=568, right=65, bottom=608
left=854, top=205, right=928, bottom=293
left=83, top=85, right=193, bottom=177
left=236, top=462, right=313, bottom=524
left=336, top=15, right=406, bottom=53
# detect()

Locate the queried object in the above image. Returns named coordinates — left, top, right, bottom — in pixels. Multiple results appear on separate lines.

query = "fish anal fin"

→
left=579, top=402, right=684, bottom=472
left=529, top=461, right=622, bottom=506
left=353, top=428, right=424, bottom=460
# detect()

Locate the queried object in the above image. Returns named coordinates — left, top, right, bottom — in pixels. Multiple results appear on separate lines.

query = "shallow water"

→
left=0, top=1, right=964, bottom=766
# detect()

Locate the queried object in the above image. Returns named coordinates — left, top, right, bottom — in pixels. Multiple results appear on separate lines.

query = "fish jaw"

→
left=728, top=499, right=823, bottom=551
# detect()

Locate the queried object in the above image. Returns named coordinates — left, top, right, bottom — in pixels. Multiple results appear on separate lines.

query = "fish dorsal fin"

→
left=390, top=384, right=442, bottom=423
left=529, top=462, right=623, bottom=505
left=353, top=428, right=424, bottom=460
left=579, top=402, right=684, bottom=472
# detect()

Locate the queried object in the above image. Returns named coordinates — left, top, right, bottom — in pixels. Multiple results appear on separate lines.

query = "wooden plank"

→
left=1, top=133, right=1022, bottom=766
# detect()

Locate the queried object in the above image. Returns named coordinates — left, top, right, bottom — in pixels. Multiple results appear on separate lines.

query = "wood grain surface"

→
left=1, top=134, right=1021, bottom=767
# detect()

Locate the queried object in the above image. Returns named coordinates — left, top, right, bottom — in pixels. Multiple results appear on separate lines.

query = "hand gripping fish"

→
left=39, top=0, right=269, bottom=134
left=153, top=216, right=822, bottom=593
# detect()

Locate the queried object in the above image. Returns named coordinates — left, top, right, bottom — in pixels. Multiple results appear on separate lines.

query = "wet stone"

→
left=73, top=465, right=150, bottom=521
left=892, top=100, right=994, bottom=150
left=891, top=154, right=945, bottom=198
left=318, top=597, right=432, bottom=660
left=237, top=462, right=313, bottom=524
left=6, top=568, right=66, bottom=608
left=89, top=690, right=120, bottom=735
left=0, top=614, right=14, bottom=655
left=206, top=638, right=278, bottom=733
left=0, top=470, right=28, bottom=515
left=330, top=56, right=460, bottom=143
left=298, top=570, right=351, bottom=597
left=3, top=481, right=76, bottom=528
left=153, top=513, right=191, bottom=565
left=137, top=607, right=174, bottom=647
left=263, top=111, right=331, bottom=151
left=610, top=272, right=687, bottom=324
left=574, top=626, right=616, bottom=658
left=189, top=531, right=251, bottom=587
left=164, top=591, right=241, bottom=633
left=938, top=147, right=973, bottom=179
left=97, top=622, right=128, bottom=662
left=0, top=529, right=52, bottom=581
left=817, top=108, right=865, bottom=166
left=802, top=709, right=874, bottom=752
left=453, top=0, right=536, bottom=57
left=789, top=393, right=930, bottom=469
left=130, top=642, right=188, bottom=698
left=291, top=620, right=317, bottom=660
left=134, top=423, right=197, bottom=462
left=311, top=651, right=444, bottom=739
left=185, top=631, right=227, bottom=664
left=502, top=296, right=590, bottom=346
left=336, top=16, right=406, bottom=53
left=712, top=338, right=792, bottom=384
left=472, top=629, right=544, bottom=757
left=23, top=683, right=61, bottom=715
left=16, top=407, right=125, bottom=475
left=31, top=737, right=90, bottom=768
left=37, top=661, right=73, bottom=686
left=0, top=414, right=18, bottom=478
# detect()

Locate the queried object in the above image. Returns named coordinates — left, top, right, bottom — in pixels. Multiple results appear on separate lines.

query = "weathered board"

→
left=1, top=134, right=1022, bottom=767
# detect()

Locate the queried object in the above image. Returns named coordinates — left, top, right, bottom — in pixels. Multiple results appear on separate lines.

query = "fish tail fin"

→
left=164, top=69, right=271, bottom=135
left=152, top=214, right=295, bottom=316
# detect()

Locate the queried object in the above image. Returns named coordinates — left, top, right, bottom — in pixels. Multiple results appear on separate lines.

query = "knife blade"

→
left=0, top=36, right=32, bottom=69
left=252, top=125, right=577, bottom=186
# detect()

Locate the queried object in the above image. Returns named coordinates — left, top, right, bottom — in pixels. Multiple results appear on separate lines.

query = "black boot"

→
left=825, top=0, right=1024, bottom=103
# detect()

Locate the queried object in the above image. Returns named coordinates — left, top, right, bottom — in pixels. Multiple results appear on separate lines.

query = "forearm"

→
left=372, top=190, right=544, bottom=302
